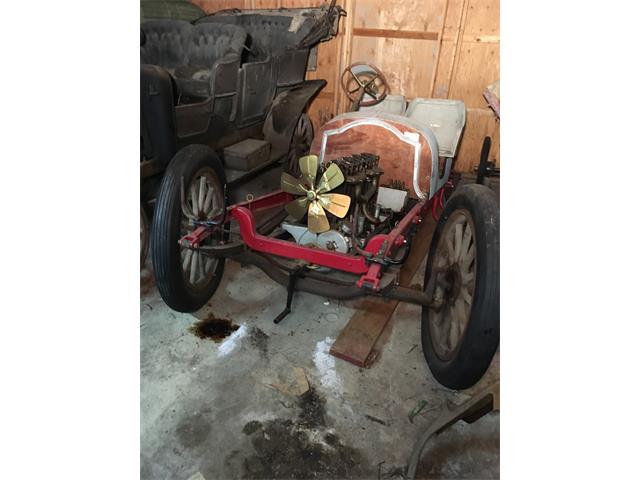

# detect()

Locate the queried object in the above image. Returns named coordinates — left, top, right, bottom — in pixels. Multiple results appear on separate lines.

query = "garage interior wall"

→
left=192, top=0, right=500, bottom=172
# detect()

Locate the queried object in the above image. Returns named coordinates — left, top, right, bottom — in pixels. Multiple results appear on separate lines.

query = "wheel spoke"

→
left=203, top=185, right=214, bottom=216
left=349, top=68, right=366, bottom=87
left=204, top=256, right=214, bottom=275
left=461, top=269, right=475, bottom=286
left=190, top=183, right=199, bottom=217
left=189, top=250, right=198, bottom=284
left=461, top=222, right=473, bottom=260
left=182, top=248, right=193, bottom=272
left=453, top=299, right=466, bottom=338
left=446, top=307, right=456, bottom=351
left=454, top=222, right=463, bottom=261
left=461, top=284, right=473, bottom=304
left=198, top=176, right=206, bottom=213
left=461, top=242, right=476, bottom=273
left=198, top=250, right=205, bottom=281
left=445, top=233, right=456, bottom=264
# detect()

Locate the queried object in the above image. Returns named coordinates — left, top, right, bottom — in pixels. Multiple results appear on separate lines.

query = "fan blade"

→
left=307, top=201, right=330, bottom=233
left=318, top=193, right=351, bottom=218
left=299, top=155, right=319, bottom=189
left=316, top=163, right=345, bottom=194
left=285, top=196, right=309, bottom=220
left=281, top=172, right=308, bottom=195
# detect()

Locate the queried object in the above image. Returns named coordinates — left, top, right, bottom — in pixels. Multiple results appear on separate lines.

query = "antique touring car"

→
left=140, top=2, right=344, bottom=265
left=151, top=79, right=500, bottom=389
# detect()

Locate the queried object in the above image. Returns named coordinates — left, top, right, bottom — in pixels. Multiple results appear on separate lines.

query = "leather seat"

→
left=140, top=19, right=190, bottom=69
left=175, top=23, right=246, bottom=98
left=140, top=20, right=246, bottom=98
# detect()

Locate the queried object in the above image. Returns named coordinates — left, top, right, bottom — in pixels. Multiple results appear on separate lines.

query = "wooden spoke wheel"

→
left=179, top=168, right=225, bottom=290
left=287, top=113, right=314, bottom=176
left=421, top=184, right=500, bottom=390
left=429, top=210, right=477, bottom=360
left=152, top=145, right=227, bottom=312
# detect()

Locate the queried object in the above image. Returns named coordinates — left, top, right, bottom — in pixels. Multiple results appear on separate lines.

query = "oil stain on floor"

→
left=189, top=315, right=239, bottom=342
left=238, top=387, right=371, bottom=479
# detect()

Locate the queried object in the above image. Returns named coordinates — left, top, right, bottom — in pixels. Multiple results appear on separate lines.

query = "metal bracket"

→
left=406, top=381, right=500, bottom=479
left=273, top=264, right=307, bottom=324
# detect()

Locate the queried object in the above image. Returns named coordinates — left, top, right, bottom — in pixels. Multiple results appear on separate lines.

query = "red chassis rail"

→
left=181, top=190, right=431, bottom=291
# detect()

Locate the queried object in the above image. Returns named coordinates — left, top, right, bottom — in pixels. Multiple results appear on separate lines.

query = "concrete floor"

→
left=141, top=165, right=500, bottom=480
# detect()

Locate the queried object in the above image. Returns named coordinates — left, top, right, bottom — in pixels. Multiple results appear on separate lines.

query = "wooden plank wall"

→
left=191, top=0, right=499, bottom=172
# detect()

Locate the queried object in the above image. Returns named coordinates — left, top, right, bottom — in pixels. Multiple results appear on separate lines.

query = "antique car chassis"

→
left=176, top=114, right=456, bottom=318
left=180, top=189, right=442, bottom=316
left=154, top=107, right=499, bottom=390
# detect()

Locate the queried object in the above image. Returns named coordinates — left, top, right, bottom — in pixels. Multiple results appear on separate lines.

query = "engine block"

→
left=324, top=153, right=383, bottom=224
left=326, top=153, right=381, bottom=183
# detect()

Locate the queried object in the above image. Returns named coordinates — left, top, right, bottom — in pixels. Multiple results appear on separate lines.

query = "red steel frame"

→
left=183, top=190, right=432, bottom=291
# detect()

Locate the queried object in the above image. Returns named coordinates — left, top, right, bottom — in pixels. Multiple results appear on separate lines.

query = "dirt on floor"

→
left=239, top=386, right=371, bottom=479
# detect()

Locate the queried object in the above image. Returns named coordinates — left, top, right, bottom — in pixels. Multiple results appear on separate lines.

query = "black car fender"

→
left=262, top=79, right=327, bottom=154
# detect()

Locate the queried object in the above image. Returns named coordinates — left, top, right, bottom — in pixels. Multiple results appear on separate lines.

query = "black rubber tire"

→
left=421, top=184, right=499, bottom=390
left=140, top=204, right=150, bottom=270
left=151, top=145, right=227, bottom=312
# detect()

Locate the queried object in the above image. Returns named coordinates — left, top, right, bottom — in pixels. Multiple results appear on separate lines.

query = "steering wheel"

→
left=340, top=62, right=390, bottom=110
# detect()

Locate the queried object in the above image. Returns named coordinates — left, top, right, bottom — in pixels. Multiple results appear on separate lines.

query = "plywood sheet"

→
left=350, top=36, right=438, bottom=99
left=354, top=0, right=446, bottom=32
left=464, top=0, right=500, bottom=36
left=306, top=36, right=340, bottom=93
left=192, top=0, right=246, bottom=12
left=448, top=42, right=499, bottom=108
left=432, top=41, right=456, bottom=98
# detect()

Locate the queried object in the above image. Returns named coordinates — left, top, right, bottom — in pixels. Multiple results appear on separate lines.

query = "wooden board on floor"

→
left=330, top=214, right=438, bottom=366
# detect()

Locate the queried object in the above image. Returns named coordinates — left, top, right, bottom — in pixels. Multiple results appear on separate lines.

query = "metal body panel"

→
left=140, top=64, right=177, bottom=165
left=312, top=112, right=451, bottom=200
left=406, top=98, right=466, bottom=158
left=262, top=80, right=327, bottom=155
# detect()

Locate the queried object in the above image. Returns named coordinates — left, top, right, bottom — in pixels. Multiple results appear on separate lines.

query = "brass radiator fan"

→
left=280, top=155, right=351, bottom=233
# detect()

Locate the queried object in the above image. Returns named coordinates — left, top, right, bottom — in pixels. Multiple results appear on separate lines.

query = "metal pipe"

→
left=350, top=203, right=372, bottom=258
left=226, top=251, right=438, bottom=307
left=361, top=201, right=381, bottom=224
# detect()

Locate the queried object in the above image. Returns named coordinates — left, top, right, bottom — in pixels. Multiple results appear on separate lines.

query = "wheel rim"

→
left=179, top=167, right=224, bottom=291
left=429, top=210, right=477, bottom=361
left=287, top=114, right=313, bottom=175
